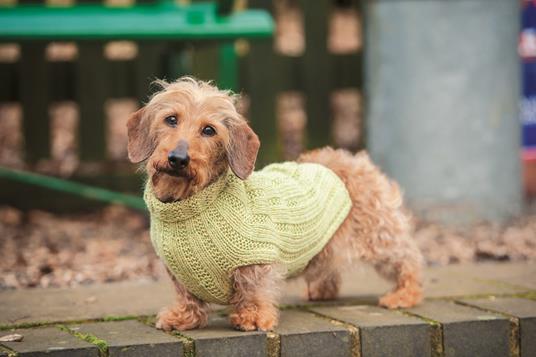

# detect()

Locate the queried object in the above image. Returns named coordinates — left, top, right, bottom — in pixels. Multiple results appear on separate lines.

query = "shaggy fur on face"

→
left=127, top=77, right=423, bottom=332
left=127, top=77, right=259, bottom=202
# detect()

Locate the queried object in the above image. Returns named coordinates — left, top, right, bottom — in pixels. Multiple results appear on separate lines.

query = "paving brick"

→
left=181, top=315, right=266, bottom=357
left=68, top=320, right=183, bottom=357
left=423, top=266, right=531, bottom=298
left=0, top=326, right=98, bottom=357
left=310, top=305, right=431, bottom=357
left=408, top=300, right=510, bottom=357
left=1, top=263, right=533, bottom=328
left=458, top=297, right=536, bottom=357
left=275, top=310, right=351, bottom=357
left=0, top=262, right=534, bottom=357
left=444, top=262, right=536, bottom=290
left=0, top=281, right=175, bottom=327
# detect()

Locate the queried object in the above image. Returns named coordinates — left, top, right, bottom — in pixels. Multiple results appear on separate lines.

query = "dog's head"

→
left=127, top=77, right=260, bottom=202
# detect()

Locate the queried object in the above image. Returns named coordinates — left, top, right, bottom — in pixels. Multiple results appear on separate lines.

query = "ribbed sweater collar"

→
left=144, top=170, right=233, bottom=223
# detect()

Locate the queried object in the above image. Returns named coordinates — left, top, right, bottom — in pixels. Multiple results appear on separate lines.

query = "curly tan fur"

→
left=127, top=77, right=423, bottom=332
left=298, top=149, right=423, bottom=308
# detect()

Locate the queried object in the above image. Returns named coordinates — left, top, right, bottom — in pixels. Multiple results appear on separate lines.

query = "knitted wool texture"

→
left=144, top=162, right=352, bottom=305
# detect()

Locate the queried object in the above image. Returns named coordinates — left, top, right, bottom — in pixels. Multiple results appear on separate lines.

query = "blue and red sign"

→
left=521, top=0, right=536, bottom=160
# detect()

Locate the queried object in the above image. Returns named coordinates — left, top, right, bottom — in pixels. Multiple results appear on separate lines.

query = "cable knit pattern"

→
left=144, top=162, right=352, bottom=305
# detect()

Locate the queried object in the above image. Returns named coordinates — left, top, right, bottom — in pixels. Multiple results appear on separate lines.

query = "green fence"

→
left=0, top=0, right=363, bottom=211
left=241, top=0, right=363, bottom=164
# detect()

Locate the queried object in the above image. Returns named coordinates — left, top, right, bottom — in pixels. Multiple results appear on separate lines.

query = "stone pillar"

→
left=365, top=0, right=522, bottom=224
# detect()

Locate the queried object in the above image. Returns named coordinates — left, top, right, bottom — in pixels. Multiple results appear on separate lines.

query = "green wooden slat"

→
left=355, top=0, right=366, bottom=149
left=237, top=40, right=249, bottom=90
left=0, top=3, right=273, bottom=41
left=76, top=41, right=107, bottom=161
left=330, top=53, right=364, bottom=150
left=331, top=0, right=365, bottom=150
left=217, top=41, right=238, bottom=91
left=0, top=61, right=17, bottom=101
left=19, top=42, right=50, bottom=162
left=135, top=41, right=166, bottom=104
left=242, top=0, right=279, bottom=166
left=191, top=42, right=219, bottom=82
left=165, top=43, right=190, bottom=81
left=244, top=39, right=279, bottom=166
left=330, top=0, right=363, bottom=90
left=49, top=60, right=76, bottom=101
left=300, top=0, right=332, bottom=149
left=331, top=53, right=362, bottom=90
left=274, top=54, right=302, bottom=92
left=108, top=56, right=136, bottom=99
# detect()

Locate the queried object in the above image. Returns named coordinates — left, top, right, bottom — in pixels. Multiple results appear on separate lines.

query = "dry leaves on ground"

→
left=0, top=205, right=166, bottom=290
left=1, top=205, right=535, bottom=289
left=414, top=216, right=536, bottom=266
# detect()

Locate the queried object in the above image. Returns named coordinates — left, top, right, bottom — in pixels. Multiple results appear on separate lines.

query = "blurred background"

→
left=0, top=0, right=534, bottom=290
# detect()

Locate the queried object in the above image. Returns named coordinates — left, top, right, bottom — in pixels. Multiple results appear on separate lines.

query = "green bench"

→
left=0, top=0, right=273, bottom=210
left=0, top=0, right=273, bottom=90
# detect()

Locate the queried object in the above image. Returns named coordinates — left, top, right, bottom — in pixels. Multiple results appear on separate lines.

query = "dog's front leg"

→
left=156, top=268, right=209, bottom=331
left=229, top=264, right=282, bottom=331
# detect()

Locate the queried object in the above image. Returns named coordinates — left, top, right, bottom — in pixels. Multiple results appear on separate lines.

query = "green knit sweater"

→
left=144, top=162, right=352, bottom=305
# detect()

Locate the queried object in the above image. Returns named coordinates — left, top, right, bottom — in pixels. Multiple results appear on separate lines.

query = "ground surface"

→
left=0, top=262, right=535, bottom=356
left=1, top=205, right=536, bottom=290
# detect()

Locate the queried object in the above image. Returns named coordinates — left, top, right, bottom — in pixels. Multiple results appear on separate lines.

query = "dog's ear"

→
left=127, top=108, right=154, bottom=163
left=228, top=121, right=260, bottom=180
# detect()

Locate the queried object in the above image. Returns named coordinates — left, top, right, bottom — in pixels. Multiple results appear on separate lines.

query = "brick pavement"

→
left=1, top=262, right=535, bottom=356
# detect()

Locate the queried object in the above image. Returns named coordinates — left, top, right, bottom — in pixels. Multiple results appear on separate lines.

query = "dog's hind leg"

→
left=331, top=224, right=423, bottom=308
left=369, top=236, right=424, bottom=309
left=321, top=185, right=424, bottom=308
left=303, top=244, right=342, bottom=301
left=298, top=147, right=423, bottom=308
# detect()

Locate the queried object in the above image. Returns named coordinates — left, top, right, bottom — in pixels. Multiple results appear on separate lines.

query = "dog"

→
left=127, top=77, right=423, bottom=332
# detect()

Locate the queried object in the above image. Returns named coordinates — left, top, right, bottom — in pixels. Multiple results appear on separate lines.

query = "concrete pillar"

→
left=365, top=0, right=522, bottom=224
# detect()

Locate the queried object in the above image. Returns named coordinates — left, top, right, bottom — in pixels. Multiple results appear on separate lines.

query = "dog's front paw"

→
left=379, top=285, right=423, bottom=309
left=230, top=305, right=278, bottom=332
left=155, top=306, right=207, bottom=331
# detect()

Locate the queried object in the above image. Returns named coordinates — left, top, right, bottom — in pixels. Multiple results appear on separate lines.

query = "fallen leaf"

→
left=0, top=334, right=23, bottom=342
left=85, top=296, right=97, bottom=304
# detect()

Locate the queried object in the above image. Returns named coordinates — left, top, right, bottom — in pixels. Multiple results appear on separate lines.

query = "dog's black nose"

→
left=168, top=151, right=190, bottom=169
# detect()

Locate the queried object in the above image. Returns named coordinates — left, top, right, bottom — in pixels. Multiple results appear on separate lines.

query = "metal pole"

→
left=365, top=0, right=522, bottom=224
left=0, top=166, right=147, bottom=211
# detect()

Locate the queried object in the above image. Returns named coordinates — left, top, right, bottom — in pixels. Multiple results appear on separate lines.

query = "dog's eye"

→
left=201, top=125, right=216, bottom=137
left=164, top=115, right=178, bottom=127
